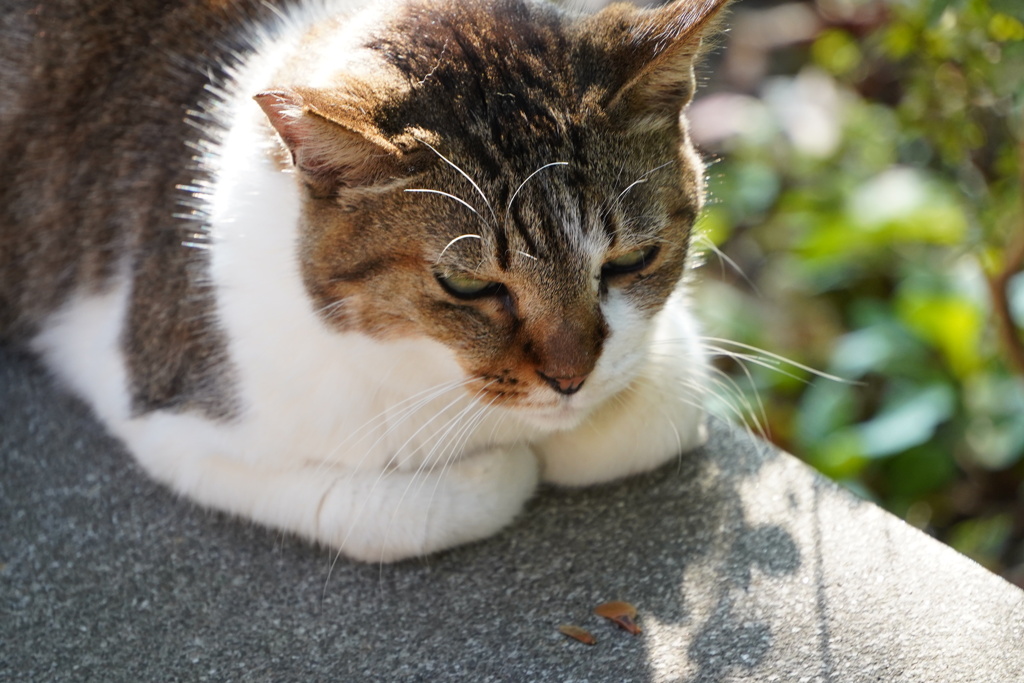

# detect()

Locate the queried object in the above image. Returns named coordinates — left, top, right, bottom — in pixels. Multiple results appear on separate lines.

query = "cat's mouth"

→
left=460, top=379, right=581, bottom=424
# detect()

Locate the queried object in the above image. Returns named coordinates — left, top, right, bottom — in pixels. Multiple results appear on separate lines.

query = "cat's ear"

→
left=587, top=0, right=732, bottom=131
left=254, top=88, right=428, bottom=194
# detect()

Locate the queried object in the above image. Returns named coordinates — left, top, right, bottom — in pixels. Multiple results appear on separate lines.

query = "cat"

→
left=0, top=0, right=730, bottom=562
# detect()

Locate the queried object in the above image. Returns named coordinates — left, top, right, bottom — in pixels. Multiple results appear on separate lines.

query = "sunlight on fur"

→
left=4, top=0, right=751, bottom=563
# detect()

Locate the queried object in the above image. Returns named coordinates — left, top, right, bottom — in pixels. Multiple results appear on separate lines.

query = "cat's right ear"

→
left=586, top=0, right=733, bottom=133
left=254, top=89, right=427, bottom=195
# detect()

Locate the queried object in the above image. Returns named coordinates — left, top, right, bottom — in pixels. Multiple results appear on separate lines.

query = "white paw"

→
left=318, top=444, right=539, bottom=562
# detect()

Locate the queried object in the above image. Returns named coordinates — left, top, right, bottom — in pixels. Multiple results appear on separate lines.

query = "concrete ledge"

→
left=2, top=346, right=1022, bottom=682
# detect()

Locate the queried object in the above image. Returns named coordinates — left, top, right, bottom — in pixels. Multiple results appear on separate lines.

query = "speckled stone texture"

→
left=2, top=346, right=1022, bottom=682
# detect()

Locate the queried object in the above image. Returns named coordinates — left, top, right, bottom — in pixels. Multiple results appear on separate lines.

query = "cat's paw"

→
left=319, top=444, right=539, bottom=562
left=442, top=442, right=540, bottom=524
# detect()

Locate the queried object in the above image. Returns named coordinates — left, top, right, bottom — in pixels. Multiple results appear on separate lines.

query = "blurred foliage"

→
left=691, top=0, right=1024, bottom=583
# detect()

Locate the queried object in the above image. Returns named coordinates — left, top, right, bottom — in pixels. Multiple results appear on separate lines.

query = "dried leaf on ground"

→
left=594, top=600, right=642, bottom=635
left=558, top=624, right=597, bottom=645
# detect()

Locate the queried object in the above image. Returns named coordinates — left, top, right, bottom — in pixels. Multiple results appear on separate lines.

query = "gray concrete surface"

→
left=2, top=345, right=1023, bottom=682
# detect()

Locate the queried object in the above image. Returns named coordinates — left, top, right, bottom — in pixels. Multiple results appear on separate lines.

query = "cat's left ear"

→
left=254, top=88, right=428, bottom=195
left=588, top=0, right=732, bottom=131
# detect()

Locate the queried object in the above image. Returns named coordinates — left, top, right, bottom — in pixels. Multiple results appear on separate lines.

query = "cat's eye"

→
left=602, top=245, right=660, bottom=278
left=435, top=272, right=504, bottom=300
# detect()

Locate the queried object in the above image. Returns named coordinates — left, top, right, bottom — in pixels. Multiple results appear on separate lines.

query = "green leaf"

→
left=813, top=29, right=863, bottom=76
left=829, top=322, right=918, bottom=378
left=947, top=515, right=1014, bottom=569
left=795, top=380, right=858, bottom=446
left=846, top=167, right=968, bottom=245
left=856, top=384, right=956, bottom=458
left=881, top=22, right=918, bottom=60
left=989, top=13, right=1024, bottom=42
left=807, top=429, right=870, bottom=480
left=964, top=373, right=1024, bottom=469
left=883, top=444, right=957, bottom=498
left=896, top=291, right=984, bottom=377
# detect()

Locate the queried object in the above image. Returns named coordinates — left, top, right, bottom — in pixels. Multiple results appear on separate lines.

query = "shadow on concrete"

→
left=3, top=346, right=1021, bottom=682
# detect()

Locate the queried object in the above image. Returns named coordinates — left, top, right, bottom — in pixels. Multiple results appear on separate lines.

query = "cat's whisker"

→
left=326, top=386, right=485, bottom=584
left=361, top=377, right=472, bottom=433
left=405, top=188, right=483, bottom=221
left=338, top=380, right=479, bottom=488
left=332, top=379, right=491, bottom=507
left=316, top=385, right=476, bottom=590
left=415, top=138, right=498, bottom=227
left=630, top=370, right=713, bottom=430
left=647, top=357, right=767, bottom=438
left=412, top=394, right=497, bottom=522
left=608, top=161, right=675, bottom=210
left=685, top=355, right=769, bottom=436
left=436, top=233, right=484, bottom=261
left=648, top=334, right=854, bottom=386
left=485, top=402, right=513, bottom=444
left=378, top=382, right=490, bottom=470
left=627, top=374, right=688, bottom=463
left=705, top=368, right=770, bottom=438
left=643, top=344, right=770, bottom=437
left=313, top=380, right=482, bottom=550
left=700, top=336, right=855, bottom=385
left=691, top=233, right=760, bottom=293
left=315, top=299, right=348, bottom=321
left=701, top=346, right=817, bottom=386
left=317, top=376, right=474, bottom=473
left=375, top=387, right=496, bottom=564
left=324, top=383, right=486, bottom=577
left=413, top=387, right=491, bottom=474
left=613, top=178, right=648, bottom=205
left=504, top=161, right=569, bottom=221
left=414, top=395, right=503, bottom=553
left=317, top=365, right=405, bottom=478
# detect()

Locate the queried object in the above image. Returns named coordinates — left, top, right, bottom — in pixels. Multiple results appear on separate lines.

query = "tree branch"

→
left=987, top=141, right=1024, bottom=376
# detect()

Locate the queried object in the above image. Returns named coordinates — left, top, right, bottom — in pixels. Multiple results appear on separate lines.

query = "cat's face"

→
left=257, top=0, right=724, bottom=428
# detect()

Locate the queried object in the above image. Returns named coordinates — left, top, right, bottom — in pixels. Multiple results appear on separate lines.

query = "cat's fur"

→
left=0, top=0, right=729, bottom=561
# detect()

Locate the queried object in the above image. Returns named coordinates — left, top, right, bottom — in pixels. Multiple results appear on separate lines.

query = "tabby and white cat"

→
left=0, top=0, right=729, bottom=561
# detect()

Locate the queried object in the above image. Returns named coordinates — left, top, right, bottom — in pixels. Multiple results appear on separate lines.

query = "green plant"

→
left=695, top=0, right=1024, bottom=580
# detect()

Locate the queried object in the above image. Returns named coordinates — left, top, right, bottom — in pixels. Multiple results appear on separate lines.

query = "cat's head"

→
left=256, top=0, right=729, bottom=428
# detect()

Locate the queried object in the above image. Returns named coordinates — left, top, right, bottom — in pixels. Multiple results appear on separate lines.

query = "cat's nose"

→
left=537, top=371, right=588, bottom=396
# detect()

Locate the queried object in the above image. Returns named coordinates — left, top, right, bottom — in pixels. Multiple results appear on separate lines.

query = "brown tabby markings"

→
left=1, top=0, right=728, bottom=415
left=263, top=0, right=723, bottom=406
left=0, top=0, right=295, bottom=418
